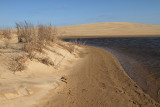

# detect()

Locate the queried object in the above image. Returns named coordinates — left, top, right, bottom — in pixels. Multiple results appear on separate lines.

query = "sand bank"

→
left=35, top=46, right=159, bottom=107
left=0, top=37, right=83, bottom=107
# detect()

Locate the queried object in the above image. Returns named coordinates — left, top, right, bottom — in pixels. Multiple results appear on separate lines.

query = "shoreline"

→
left=63, top=37, right=160, bottom=103
left=60, top=34, right=160, bottom=38
left=104, top=47, right=159, bottom=102
left=35, top=46, right=159, bottom=107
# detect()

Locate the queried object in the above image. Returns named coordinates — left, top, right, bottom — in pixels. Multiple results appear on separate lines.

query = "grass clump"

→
left=2, top=29, right=12, bottom=40
left=3, top=21, right=78, bottom=72
left=16, top=21, right=58, bottom=54
left=14, top=21, right=58, bottom=69
left=0, top=28, right=12, bottom=49
left=10, top=55, right=28, bottom=72
left=40, top=57, right=54, bottom=66
left=16, top=21, right=36, bottom=43
left=38, top=24, right=58, bottom=45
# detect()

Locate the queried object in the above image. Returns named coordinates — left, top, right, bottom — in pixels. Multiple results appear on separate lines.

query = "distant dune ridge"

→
left=58, top=22, right=160, bottom=37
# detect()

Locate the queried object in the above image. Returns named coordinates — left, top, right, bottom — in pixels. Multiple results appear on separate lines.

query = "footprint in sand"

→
left=99, top=82, right=106, bottom=89
left=114, top=87, right=125, bottom=94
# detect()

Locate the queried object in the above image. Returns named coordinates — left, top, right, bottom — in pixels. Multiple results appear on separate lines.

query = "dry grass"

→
left=16, top=21, right=58, bottom=53
left=57, top=41, right=75, bottom=53
left=38, top=24, right=58, bottom=45
left=2, top=21, right=78, bottom=72
left=71, top=39, right=86, bottom=46
left=13, top=21, right=60, bottom=70
left=16, top=21, right=36, bottom=43
left=36, top=57, right=54, bottom=66
left=10, top=55, right=28, bottom=72
left=23, top=43, right=43, bottom=55
left=0, top=29, right=12, bottom=49
left=2, top=29, right=12, bottom=40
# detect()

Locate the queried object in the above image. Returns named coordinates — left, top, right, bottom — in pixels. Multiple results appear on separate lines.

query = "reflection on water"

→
left=63, top=37, right=160, bottom=102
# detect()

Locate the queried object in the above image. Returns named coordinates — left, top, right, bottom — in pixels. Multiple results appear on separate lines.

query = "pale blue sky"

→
left=0, top=0, right=160, bottom=28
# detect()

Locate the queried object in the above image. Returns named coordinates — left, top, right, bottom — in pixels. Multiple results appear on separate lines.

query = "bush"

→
left=16, top=21, right=36, bottom=43
left=38, top=24, right=58, bottom=45
left=10, top=55, right=28, bottom=72
left=36, top=57, right=54, bottom=66
left=16, top=21, right=58, bottom=53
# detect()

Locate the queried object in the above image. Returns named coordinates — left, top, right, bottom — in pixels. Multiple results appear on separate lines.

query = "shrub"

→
left=57, top=41, right=75, bottom=53
left=36, top=57, right=54, bottom=66
left=10, top=55, right=28, bottom=72
left=37, top=24, right=58, bottom=45
left=16, top=21, right=36, bottom=43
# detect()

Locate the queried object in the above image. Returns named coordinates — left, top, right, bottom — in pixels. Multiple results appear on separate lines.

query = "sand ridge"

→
left=0, top=33, right=83, bottom=107
left=58, top=22, right=160, bottom=37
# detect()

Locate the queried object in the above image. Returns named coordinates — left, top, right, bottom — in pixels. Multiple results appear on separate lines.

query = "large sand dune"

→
left=58, top=22, right=160, bottom=37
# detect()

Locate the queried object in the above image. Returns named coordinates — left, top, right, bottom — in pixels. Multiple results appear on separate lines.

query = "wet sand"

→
left=35, top=46, right=159, bottom=107
left=63, top=37, right=160, bottom=102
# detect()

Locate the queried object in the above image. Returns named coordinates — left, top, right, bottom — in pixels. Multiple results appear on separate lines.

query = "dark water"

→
left=63, top=37, right=160, bottom=102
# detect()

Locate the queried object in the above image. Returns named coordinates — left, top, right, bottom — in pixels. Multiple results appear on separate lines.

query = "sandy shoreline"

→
left=1, top=22, right=160, bottom=106
left=59, top=34, right=160, bottom=38
left=0, top=44, right=159, bottom=106
left=34, top=46, right=159, bottom=107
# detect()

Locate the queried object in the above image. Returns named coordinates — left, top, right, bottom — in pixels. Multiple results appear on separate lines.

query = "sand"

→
left=0, top=34, right=83, bottom=107
left=1, top=44, right=159, bottom=107
left=57, top=22, right=160, bottom=37
left=34, top=46, right=159, bottom=107
left=0, top=22, right=160, bottom=106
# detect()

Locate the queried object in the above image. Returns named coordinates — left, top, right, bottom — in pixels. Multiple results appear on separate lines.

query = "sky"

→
left=0, top=0, right=160, bottom=28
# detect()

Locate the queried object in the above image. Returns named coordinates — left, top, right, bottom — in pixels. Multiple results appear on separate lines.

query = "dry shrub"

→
left=16, top=21, right=36, bottom=43
left=38, top=24, right=58, bottom=45
left=24, top=43, right=43, bottom=54
left=71, top=39, right=86, bottom=46
left=14, top=21, right=63, bottom=68
left=58, top=42, right=75, bottom=53
left=23, top=43, right=35, bottom=54
left=16, top=21, right=58, bottom=55
left=36, top=57, right=54, bottom=66
left=10, top=55, right=28, bottom=72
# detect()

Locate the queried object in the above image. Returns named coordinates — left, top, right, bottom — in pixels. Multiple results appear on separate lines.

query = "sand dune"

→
left=0, top=33, right=82, bottom=107
left=58, top=22, right=160, bottom=37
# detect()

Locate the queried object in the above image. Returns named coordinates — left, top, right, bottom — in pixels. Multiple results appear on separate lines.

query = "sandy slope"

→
left=0, top=35, right=82, bottom=107
left=58, top=22, right=160, bottom=37
left=35, top=46, right=159, bottom=107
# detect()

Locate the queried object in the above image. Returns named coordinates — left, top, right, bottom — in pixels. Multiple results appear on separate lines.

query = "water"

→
left=63, top=37, right=160, bottom=102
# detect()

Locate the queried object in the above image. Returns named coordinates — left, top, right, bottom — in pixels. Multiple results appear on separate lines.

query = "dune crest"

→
left=58, top=22, right=160, bottom=37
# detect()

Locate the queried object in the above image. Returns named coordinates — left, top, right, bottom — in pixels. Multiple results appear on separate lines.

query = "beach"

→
left=35, top=46, right=159, bottom=107
left=0, top=22, right=160, bottom=107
